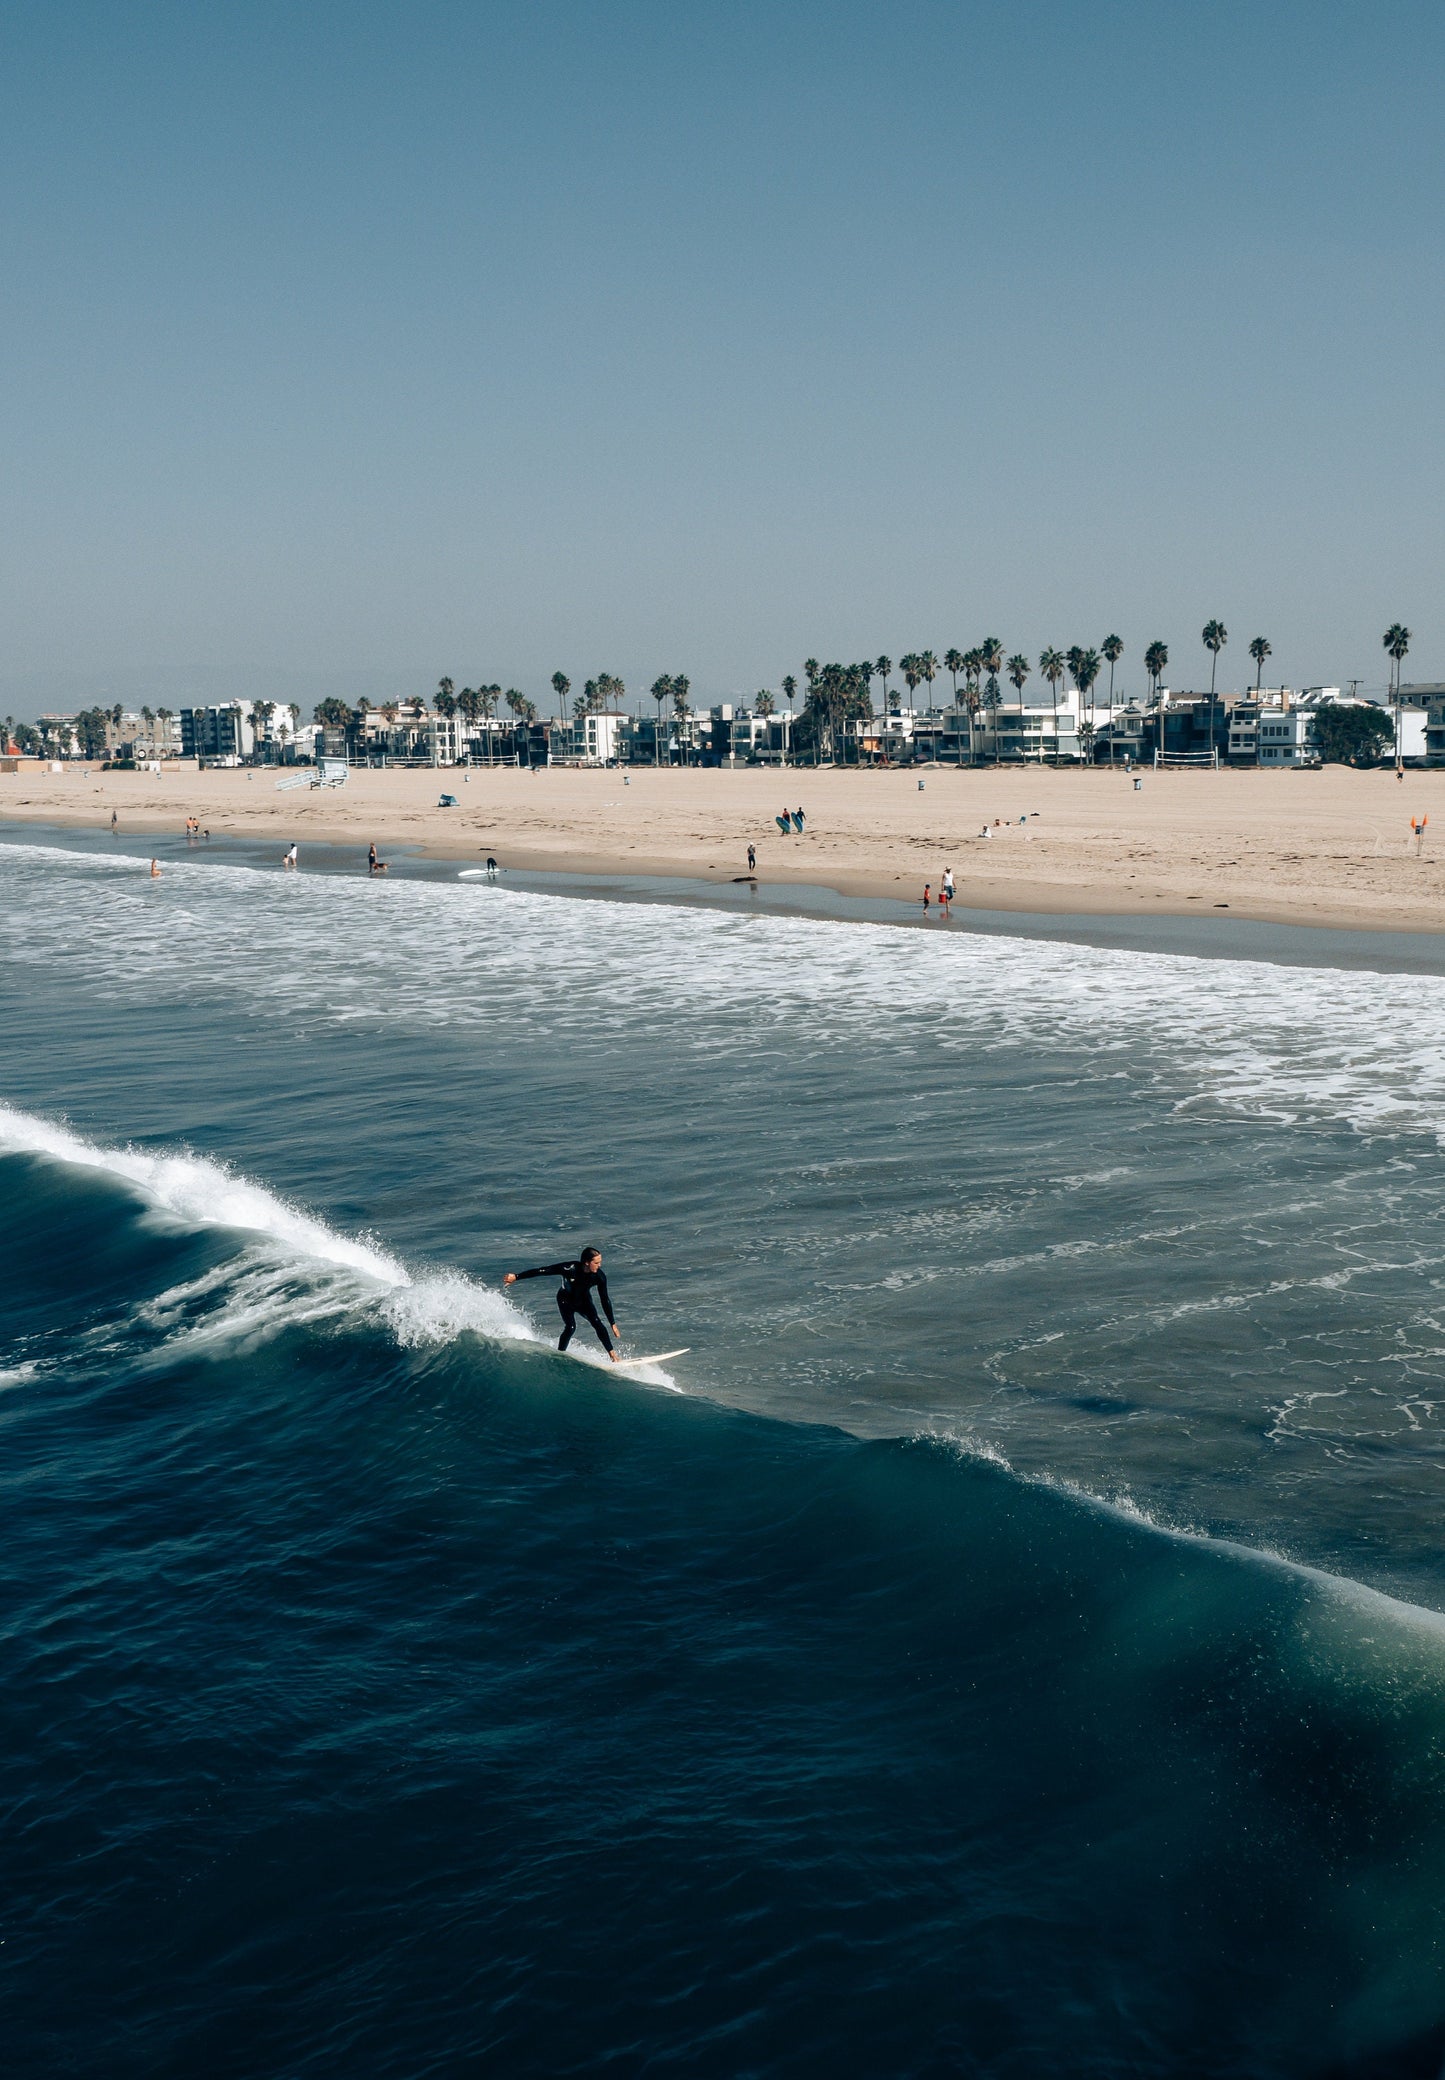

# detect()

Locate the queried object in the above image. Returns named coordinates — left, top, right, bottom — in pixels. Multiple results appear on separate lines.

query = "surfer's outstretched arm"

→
left=504, top=1262, right=569, bottom=1285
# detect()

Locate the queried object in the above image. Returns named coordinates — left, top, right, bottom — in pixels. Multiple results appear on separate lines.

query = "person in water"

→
left=504, top=1246, right=620, bottom=1360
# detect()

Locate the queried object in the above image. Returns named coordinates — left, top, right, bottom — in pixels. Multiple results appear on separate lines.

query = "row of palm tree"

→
left=297, top=618, right=1416, bottom=772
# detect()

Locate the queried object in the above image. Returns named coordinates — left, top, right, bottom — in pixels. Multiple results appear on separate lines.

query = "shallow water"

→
left=5, top=833, right=1445, bottom=2076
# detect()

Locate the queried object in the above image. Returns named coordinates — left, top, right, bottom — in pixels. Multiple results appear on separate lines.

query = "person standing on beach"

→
left=922, top=883, right=931, bottom=910
left=504, top=1247, right=620, bottom=1360
left=747, top=843, right=756, bottom=873
left=110, top=809, right=118, bottom=833
left=942, top=868, right=955, bottom=904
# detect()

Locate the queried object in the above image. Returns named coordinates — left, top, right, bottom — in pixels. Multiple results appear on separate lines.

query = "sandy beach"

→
left=5, top=759, right=1445, bottom=933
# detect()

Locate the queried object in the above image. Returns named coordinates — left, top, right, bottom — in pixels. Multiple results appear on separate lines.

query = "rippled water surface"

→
left=5, top=832, right=1445, bottom=2077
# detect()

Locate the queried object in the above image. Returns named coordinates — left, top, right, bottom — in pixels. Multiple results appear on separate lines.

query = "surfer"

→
left=504, top=1246, right=620, bottom=1360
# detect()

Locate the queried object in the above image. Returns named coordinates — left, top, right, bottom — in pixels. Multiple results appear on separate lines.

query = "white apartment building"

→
left=549, top=711, right=623, bottom=766
left=1256, top=708, right=1317, bottom=766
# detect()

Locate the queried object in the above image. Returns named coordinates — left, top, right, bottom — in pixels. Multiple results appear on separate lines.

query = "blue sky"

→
left=1, top=0, right=1441, bottom=713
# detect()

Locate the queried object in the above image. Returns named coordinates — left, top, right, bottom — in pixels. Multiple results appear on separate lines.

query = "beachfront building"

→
left=970, top=695, right=1083, bottom=764
left=729, top=710, right=796, bottom=764
left=1146, top=694, right=1231, bottom=765
left=36, top=714, right=82, bottom=757
left=98, top=710, right=184, bottom=765
left=130, top=712, right=184, bottom=762
left=617, top=706, right=737, bottom=766
left=426, top=713, right=465, bottom=766
left=1091, top=704, right=1148, bottom=764
left=350, top=701, right=437, bottom=764
left=1255, top=706, right=1318, bottom=767
left=549, top=711, right=623, bottom=766
left=1417, top=691, right=1445, bottom=765
left=860, top=710, right=930, bottom=762
left=1398, top=685, right=1445, bottom=766
left=180, top=702, right=258, bottom=766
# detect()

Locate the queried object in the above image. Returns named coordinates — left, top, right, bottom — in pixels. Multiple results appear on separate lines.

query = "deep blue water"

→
left=5, top=832, right=1445, bottom=2077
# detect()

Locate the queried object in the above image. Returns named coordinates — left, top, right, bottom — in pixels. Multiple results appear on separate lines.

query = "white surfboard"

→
left=613, top=1348, right=690, bottom=1369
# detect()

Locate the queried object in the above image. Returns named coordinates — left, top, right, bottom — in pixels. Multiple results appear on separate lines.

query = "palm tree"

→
left=1101, top=634, right=1123, bottom=722
left=1039, top=648, right=1065, bottom=761
left=875, top=656, right=892, bottom=714
left=650, top=675, right=673, bottom=765
left=1144, top=641, right=1168, bottom=704
left=671, top=674, right=691, bottom=765
left=1384, top=623, right=1411, bottom=768
left=1072, top=649, right=1101, bottom=761
left=1248, top=636, right=1272, bottom=691
left=1202, top=619, right=1227, bottom=699
left=917, top=650, right=938, bottom=711
left=781, top=675, right=796, bottom=765
left=552, top=672, right=570, bottom=722
left=754, top=690, right=775, bottom=716
left=1006, top=655, right=1030, bottom=767
left=437, top=676, right=454, bottom=708
left=979, top=639, right=1003, bottom=720
left=901, top=654, right=921, bottom=708
left=944, top=648, right=964, bottom=706
left=456, top=687, right=480, bottom=762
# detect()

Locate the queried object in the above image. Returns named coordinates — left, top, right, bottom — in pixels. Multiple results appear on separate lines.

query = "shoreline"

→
left=4, top=760, right=1445, bottom=940
left=9, top=817, right=1445, bottom=976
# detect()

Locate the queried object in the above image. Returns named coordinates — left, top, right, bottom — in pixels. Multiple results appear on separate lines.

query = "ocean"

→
left=5, top=827, right=1445, bottom=2077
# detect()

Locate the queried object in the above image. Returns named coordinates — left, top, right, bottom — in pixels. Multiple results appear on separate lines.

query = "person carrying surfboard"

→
left=504, top=1247, right=620, bottom=1360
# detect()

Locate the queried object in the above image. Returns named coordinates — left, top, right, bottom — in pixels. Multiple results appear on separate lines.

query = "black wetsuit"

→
left=514, top=1259, right=616, bottom=1353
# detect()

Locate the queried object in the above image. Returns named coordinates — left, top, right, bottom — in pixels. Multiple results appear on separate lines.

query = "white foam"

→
left=0, top=1103, right=535, bottom=1353
left=5, top=836, right=1445, bottom=1145
left=0, top=1103, right=405, bottom=1279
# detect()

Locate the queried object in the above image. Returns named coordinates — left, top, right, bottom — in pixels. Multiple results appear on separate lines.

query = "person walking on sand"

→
left=942, top=867, right=955, bottom=904
left=504, top=1246, right=620, bottom=1361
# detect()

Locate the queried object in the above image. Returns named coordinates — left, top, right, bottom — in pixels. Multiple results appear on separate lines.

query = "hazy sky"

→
left=2, top=0, right=1441, bottom=713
